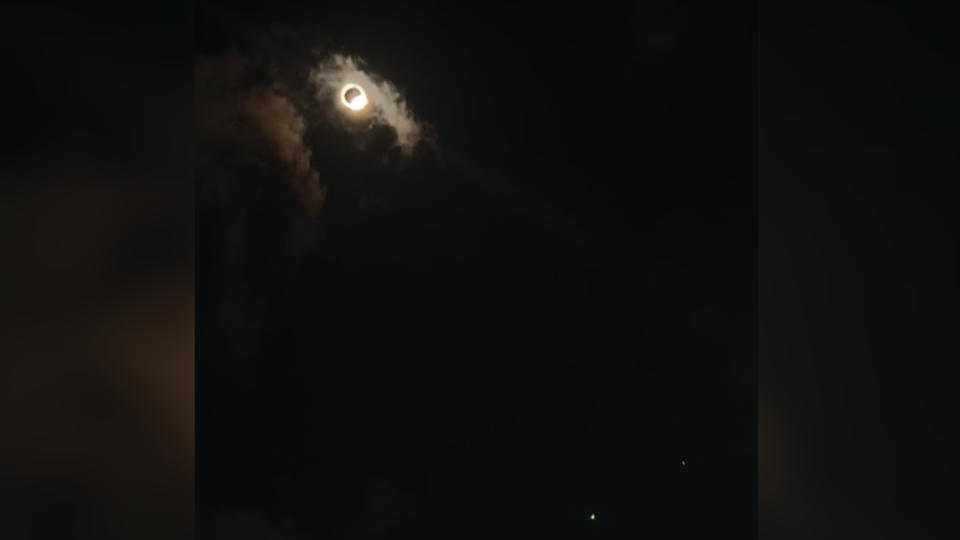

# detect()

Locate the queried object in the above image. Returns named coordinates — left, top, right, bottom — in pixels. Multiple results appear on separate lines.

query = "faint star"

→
left=589, top=513, right=596, bottom=521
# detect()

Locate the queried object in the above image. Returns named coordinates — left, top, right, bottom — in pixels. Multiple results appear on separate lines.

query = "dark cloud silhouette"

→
left=197, top=54, right=326, bottom=215
left=196, top=54, right=326, bottom=369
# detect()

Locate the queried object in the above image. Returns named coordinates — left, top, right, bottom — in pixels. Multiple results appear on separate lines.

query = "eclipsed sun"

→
left=341, top=84, right=368, bottom=111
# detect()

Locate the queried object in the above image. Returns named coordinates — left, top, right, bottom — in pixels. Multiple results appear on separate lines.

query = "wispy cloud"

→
left=310, top=54, right=431, bottom=156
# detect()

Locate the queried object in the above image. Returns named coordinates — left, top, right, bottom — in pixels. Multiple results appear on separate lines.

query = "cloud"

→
left=197, top=55, right=326, bottom=215
left=309, top=54, right=431, bottom=156
left=195, top=55, right=326, bottom=367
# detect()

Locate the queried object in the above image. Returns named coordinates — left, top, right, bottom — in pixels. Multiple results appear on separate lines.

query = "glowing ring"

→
left=340, top=84, right=368, bottom=111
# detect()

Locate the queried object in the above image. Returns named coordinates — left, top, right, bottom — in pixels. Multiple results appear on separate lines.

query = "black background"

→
left=761, top=4, right=958, bottom=538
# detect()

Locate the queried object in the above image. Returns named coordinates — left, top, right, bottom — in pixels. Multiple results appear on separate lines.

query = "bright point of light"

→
left=589, top=513, right=596, bottom=521
left=341, top=84, right=368, bottom=111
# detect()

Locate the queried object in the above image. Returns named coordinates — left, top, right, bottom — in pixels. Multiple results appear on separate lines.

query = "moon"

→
left=341, top=84, right=368, bottom=111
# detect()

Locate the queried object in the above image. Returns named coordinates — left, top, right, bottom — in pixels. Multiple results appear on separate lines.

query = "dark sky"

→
left=197, top=1, right=756, bottom=538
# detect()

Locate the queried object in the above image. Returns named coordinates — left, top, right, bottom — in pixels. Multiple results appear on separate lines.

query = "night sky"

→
left=197, top=1, right=756, bottom=538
